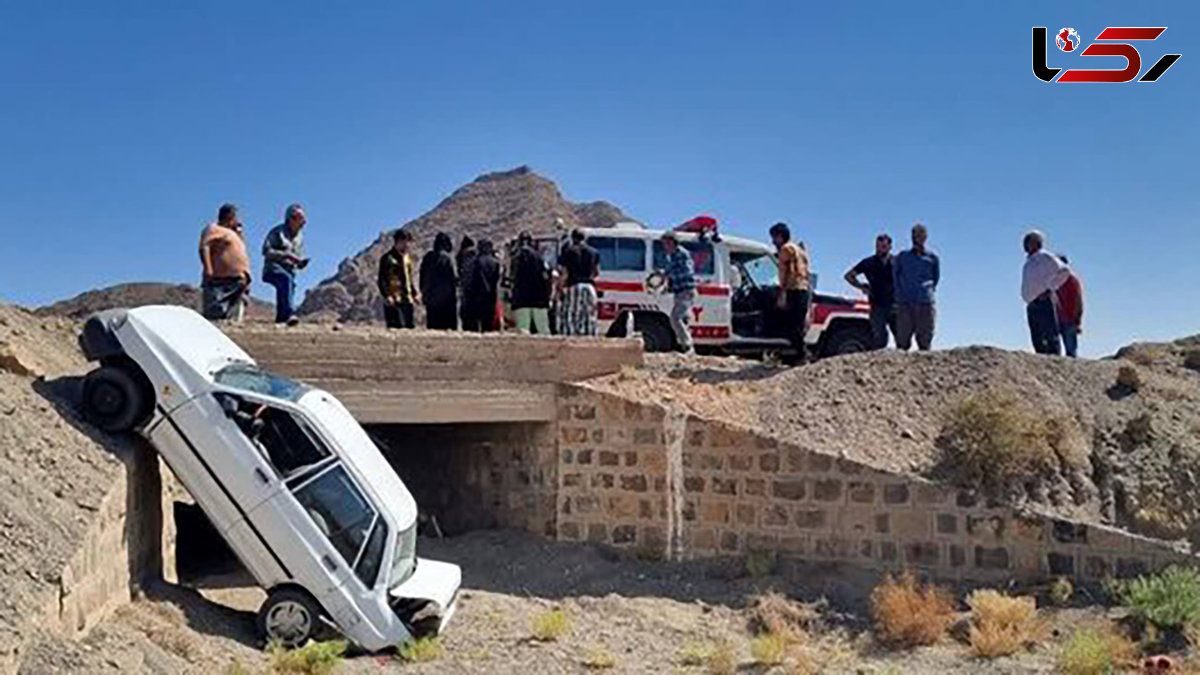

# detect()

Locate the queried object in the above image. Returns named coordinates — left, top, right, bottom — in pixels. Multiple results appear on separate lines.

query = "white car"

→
left=77, top=305, right=460, bottom=651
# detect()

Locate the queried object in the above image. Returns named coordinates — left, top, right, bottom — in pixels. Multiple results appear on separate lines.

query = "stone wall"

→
left=372, top=422, right=558, bottom=538
left=555, top=385, right=1196, bottom=583
left=43, top=443, right=167, bottom=638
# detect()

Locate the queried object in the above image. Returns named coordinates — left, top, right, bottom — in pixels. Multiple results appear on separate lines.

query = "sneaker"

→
left=286, top=315, right=300, bottom=327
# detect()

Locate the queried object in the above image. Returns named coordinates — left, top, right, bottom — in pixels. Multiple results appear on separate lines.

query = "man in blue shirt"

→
left=261, top=203, right=309, bottom=325
left=659, top=231, right=696, bottom=353
left=892, top=223, right=939, bottom=351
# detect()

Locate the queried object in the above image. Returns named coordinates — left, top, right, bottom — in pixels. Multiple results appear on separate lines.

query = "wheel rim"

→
left=266, top=600, right=312, bottom=644
left=90, top=381, right=126, bottom=417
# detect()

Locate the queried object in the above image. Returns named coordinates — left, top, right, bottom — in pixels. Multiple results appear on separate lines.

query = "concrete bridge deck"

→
left=224, top=325, right=643, bottom=424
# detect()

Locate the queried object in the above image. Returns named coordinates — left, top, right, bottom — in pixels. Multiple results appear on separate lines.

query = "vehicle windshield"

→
left=736, top=253, right=779, bottom=288
left=389, top=522, right=418, bottom=589
left=214, top=364, right=310, bottom=402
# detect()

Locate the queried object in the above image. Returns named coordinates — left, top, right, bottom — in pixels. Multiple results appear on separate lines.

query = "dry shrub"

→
left=395, top=636, right=444, bottom=663
left=1187, top=622, right=1200, bottom=648
left=706, top=640, right=737, bottom=675
left=937, top=388, right=1084, bottom=488
left=268, top=640, right=346, bottom=675
left=1057, top=625, right=1137, bottom=675
left=869, top=571, right=956, bottom=648
left=749, top=631, right=787, bottom=666
left=1049, top=577, right=1074, bottom=606
left=1183, top=348, right=1200, bottom=371
left=1116, top=364, right=1143, bottom=391
left=581, top=646, right=617, bottom=670
left=748, top=591, right=821, bottom=638
left=530, top=607, right=571, bottom=642
left=966, top=589, right=1043, bottom=658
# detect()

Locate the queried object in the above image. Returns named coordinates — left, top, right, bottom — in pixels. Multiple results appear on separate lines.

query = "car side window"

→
left=216, top=394, right=331, bottom=480
left=587, top=236, right=645, bottom=272
left=292, top=465, right=377, bottom=571
left=354, top=516, right=388, bottom=588
left=653, top=240, right=716, bottom=277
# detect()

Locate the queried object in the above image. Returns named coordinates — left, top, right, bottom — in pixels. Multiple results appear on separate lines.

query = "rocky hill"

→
left=35, top=282, right=275, bottom=321
left=298, top=166, right=636, bottom=322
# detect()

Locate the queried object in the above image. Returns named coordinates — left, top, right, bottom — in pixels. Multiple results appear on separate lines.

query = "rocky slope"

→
left=298, top=166, right=635, bottom=322
left=34, top=282, right=275, bottom=322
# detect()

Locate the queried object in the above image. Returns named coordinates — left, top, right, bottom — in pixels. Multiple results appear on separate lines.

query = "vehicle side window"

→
left=587, top=236, right=645, bottom=272
left=292, top=465, right=377, bottom=569
left=354, top=516, right=388, bottom=588
left=737, top=254, right=779, bottom=288
left=653, top=240, right=716, bottom=276
left=216, top=394, right=332, bottom=479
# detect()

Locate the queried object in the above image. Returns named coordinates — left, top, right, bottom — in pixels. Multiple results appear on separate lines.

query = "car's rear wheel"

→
left=82, top=365, right=148, bottom=432
left=258, top=588, right=320, bottom=648
left=822, top=323, right=874, bottom=357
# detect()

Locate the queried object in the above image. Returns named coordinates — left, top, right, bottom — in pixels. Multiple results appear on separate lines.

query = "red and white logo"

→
left=1056, top=27, right=1081, bottom=52
left=1033, top=26, right=1181, bottom=83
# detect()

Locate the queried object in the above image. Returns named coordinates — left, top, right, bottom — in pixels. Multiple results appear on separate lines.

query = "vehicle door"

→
left=732, top=252, right=788, bottom=339
left=587, top=235, right=649, bottom=328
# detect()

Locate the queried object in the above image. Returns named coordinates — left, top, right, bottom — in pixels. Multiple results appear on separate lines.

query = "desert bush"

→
left=1183, top=348, right=1200, bottom=371
left=706, top=641, right=737, bottom=675
left=677, top=642, right=711, bottom=666
left=749, top=631, right=787, bottom=666
left=748, top=591, right=821, bottom=638
left=530, top=607, right=571, bottom=641
left=1057, top=626, right=1137, bottom=675
left=869, top=571, right=956, bottom=648
left=966, top=589, right=1042, bottom=658
left=581, top=646, right=617, bottom=670
left=1049, top=577, right=1074, bottom=606
left=1118, top=565, right=1200, bottom=630
left=268, top=640, right=346, bottom=675
left=937, top=388, right=1084, bottom=488
left=396, top=636, right=444, bottom=663
left=1116, top=365, right=1143, bottom=391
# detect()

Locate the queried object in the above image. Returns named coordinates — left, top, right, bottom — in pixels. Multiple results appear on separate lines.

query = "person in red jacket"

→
left=1055, top=255, right=1084, bottom=358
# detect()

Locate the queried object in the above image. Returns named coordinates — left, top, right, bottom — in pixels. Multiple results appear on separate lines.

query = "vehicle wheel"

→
left=258, top=588, right=320, bottom=648
left=82, top=365, right=148, bottom=432
left=635, top=315, right=676, bottom=353
left=823, top=324, right=873, bottom=357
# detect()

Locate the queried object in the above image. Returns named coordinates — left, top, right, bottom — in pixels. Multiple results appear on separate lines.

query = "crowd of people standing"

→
left=196, top=203, right=1085, bottom=358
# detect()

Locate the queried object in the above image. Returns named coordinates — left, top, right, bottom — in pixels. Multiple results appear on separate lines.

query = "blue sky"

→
left=0, top=1, right=1195, bottom=356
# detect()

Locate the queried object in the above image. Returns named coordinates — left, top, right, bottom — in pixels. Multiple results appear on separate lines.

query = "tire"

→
left=635, top=315, right=676, bottom=353
left=822, top=323, right=873, bottom=357
left=258, top=587, right=321, bottom=648
left=82, top=365, right=148, bottom=432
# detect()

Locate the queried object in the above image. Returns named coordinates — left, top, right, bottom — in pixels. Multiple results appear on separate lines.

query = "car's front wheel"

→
left=258, top=587, right=321, bottom=648
left=82, top=365, right=148, bottom=432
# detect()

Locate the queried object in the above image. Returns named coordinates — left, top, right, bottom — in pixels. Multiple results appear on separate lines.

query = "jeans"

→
left=869, top=304, right=896, bottom=350
left=1060, top=323, right=1079, bottom=358
left=263, top=268, right=296, bottom=323
left=669, top=290, right=695, bottom=352
left=514, top=307, right=551, bottom=334
left=1027, top=295, right=1061, bottom=355
left=384, top=302, right=415, bottom=329
left=895, top=303, right=935, bottom=351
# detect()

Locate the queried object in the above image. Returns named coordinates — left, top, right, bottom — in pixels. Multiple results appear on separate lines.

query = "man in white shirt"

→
left=1021, top=230, right=1071, bottom=355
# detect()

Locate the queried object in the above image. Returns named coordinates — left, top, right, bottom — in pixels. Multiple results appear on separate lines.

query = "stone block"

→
left=809, top=478, right=841, bottom=502
left=562, top=426, right=589, bottom=445
left=905, top=542, right=941, bottom=567
left=935, top=513, right=958, bottom=536
left=720, top=531, right=741, bottom=551
left=641, top=449, right=667, bottom=474
left=746, top=533, right=777, bottom=551
left=729, top=454, right=753, bottom=471
left=624, top=451, right=638, bottom=467
left=764, top=505, right=789, bottom=527
left=835, top=458, right=862, bottom=475
left=759, top=453, right=781, bottom=473
left=634, top=428, right=660, bottom=445
left=587, top=523, right=608, bottom=543
left=967, top=515, right=1006, bottom=540
left=1083, top=555, right=1111, bottom=580
left=882, top=484, right=910, bottom=505
left=890, top=511, right=930, bottom=539
left=736, top=504, right=756, bottom=526
left=612, top=525, right=637, bottom=545
left=700, top=454, right=724, bottom=471
left=562, top=473, right=582, bottom=488
left=574, top=404, right=597, bottom=420
left=575, top=495, right=602, bottom=514
left=772, top=479, right=806, bottom=501
left=784, top=449, right=807, bottom=472
left=780, top=536, right=807, bottom=553
left=880, top=541, right=899, bottom=562
left=639, top=499, right=653, bottom=520
left=702, top=501, right=731, bottom=524
left=916, top=484, right=953, bottom=505
left=974, top=546, right=1010, bottom=570
left=949, top=545, right=966, bottom=568
left=684, top=476, right=705, bottom=493
left=795, top=509, right=827, bottom=530
left=711, top=477, right=737, bottom=496
left=559, top=521, right=581, bottom=540
left=576, top=449, right=593, bottom=465
left=608, top=494, right=638, bottom=519
left=745, top=478, right=766, bottom=497
left=590, top=473, right=614, bottom=490
left=691, top=527, right=717, bottom=550
left=847, top=481, right=876, bottom=504
left=807, top=453, right=834, bottom=473
left=620, top=475, right=649, bottom=493
left=815, top=536, right=854, bottom=559
left=599, top=451, right=620, bottom=466
left=1047, top=552, right=1075, bottom=576
left=875, top=513, right=891, bottom=534
left=640, top=526, right=666, bottom=555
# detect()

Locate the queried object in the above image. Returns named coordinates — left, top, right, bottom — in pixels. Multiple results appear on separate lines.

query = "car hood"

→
left=388, top=558, right=461, bottom=609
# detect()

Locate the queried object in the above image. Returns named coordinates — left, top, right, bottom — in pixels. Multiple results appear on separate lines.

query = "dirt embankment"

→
left=590, top=343, right=1200, bottom=546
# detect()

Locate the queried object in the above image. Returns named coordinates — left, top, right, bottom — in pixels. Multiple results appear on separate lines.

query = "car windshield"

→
left=389, top=522, right=418, bottom=589
left=736, top=253, right=779, bottom=288
left=214, top=364, right=310, bottom=402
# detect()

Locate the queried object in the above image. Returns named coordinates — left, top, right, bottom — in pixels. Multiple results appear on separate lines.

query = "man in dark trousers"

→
left=769, top=222, right=810, bottom=362
left=378, top=229, right=420, bottom=329
left=509, top=231, right=552, bottom=334
left=844, top=233, right=896, bottom=349
left=463, top=239, right=500, bottom=332
left=419, top=232, right=458, bottom=330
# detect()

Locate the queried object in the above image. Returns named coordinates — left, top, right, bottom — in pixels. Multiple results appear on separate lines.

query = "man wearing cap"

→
left=658, top=231, right=696, bottom=353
